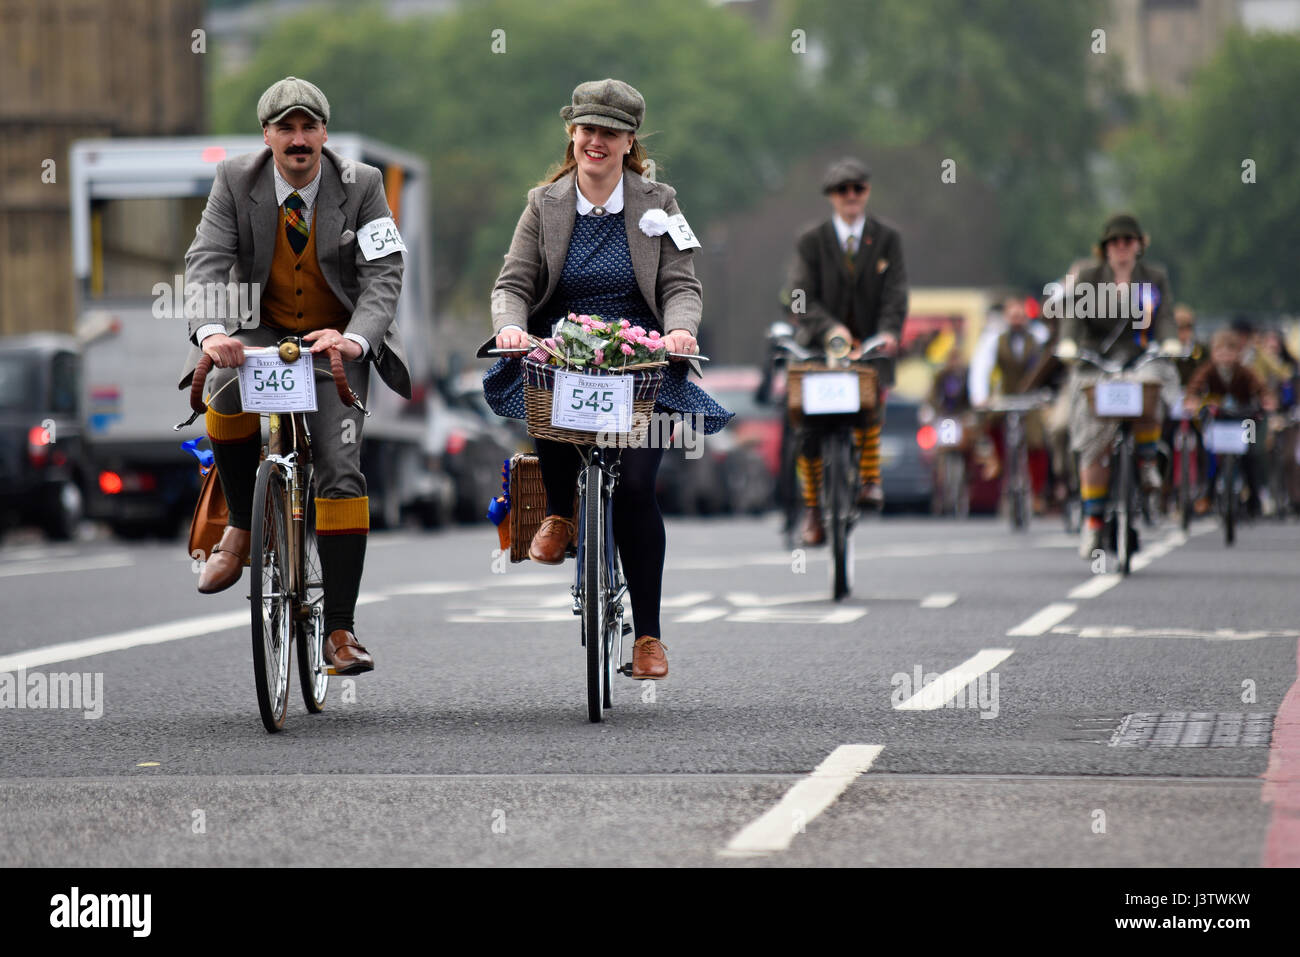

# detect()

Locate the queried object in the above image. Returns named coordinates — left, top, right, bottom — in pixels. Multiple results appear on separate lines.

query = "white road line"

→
left=661, top=591, right=713, bottom=608
left=1006, top=602, right=1077, bottom=636
left=920, top=592, right=958, bottom=608
left=893, top=649, right=1013, bottom=710
left=445, top=609, right=574, bottom=623
left=384, top=582, right=480, bottom=596
left=718, top=744, right=884, bottom=857
left=0, top=592, right=390, bottom=671
left=725, top=591, right=829, bottom=607
left=1067, top=575, right=1121, bottom=599
left=1050, top=625, right=1300, bottom=641
left=0, top=553, right=134, bottom=579
left=673, top=607, right=728, bottom=623
left=0, top=610, right=247, bottom=671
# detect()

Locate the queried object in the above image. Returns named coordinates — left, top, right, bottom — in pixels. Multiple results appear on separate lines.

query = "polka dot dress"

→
left=483, top=210, right=733, bottom=434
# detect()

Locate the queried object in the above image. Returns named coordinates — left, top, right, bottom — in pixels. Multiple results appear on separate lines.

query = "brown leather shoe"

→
left=323, top=629, right=374, bottom=675
left=528, top=514, right=575, bottom=564
left=197, top=526, right=250, bottom=594
left=800, top=505, right=826, bottom=547
left=631, top=636, right=668, bottom=679
left=857, top=482, right=884, bottom=510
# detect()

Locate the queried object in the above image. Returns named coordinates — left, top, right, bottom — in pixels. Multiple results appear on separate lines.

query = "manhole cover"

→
left=1109, top=712, right=1273, bottom=748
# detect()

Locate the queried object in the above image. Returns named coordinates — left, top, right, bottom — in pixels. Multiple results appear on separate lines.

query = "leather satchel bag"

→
left=188, top=466, right=228, bottom=561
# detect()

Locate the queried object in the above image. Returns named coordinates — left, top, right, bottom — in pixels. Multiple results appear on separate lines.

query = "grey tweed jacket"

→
left=489, top=169, right=703, bottom=340
left=176, top=146, right=410, bottom=399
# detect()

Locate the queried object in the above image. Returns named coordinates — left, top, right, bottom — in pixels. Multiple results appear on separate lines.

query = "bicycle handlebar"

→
left=1075, top=347, right=1163, bottom=377
left=175, top=340, right=365, bottom=431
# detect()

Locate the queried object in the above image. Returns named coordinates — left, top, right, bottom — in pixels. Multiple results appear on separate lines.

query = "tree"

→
left=1118, top=29, right=1300, bottom=312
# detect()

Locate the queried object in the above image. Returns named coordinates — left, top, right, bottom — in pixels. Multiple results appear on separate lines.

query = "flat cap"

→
left=258, top=76, right=330, bottom=126
left=560, top=79, right=644, bottom=132
left=822, top=157, right=871, bottom=193
left=1100, top=212, right=1144, bottom=245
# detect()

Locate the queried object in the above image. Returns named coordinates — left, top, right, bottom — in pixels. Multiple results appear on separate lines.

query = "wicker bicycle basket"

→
left=506, top=452, right=578, bottom=563
left=522, top=352, right=666, bottom=445
left=786, top=362, right=878, bottom=428
left=1082, top=379, right=1162, bottom=420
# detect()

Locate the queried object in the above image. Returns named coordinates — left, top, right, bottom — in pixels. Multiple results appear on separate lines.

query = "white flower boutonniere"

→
left=639, top=208, right=671, bottom=237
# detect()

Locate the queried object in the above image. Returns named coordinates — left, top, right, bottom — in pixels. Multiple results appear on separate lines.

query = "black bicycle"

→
left=770, top=327, right=890, bottom=601
left=1076, top=347, right=1164, bottom=576
left=1201, top=399, right=1260, bottom=547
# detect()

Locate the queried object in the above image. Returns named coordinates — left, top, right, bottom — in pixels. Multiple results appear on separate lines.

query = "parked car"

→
left=0, top=334, right=87, bottom=539
left=433, top=375, right=529, bottom=523
left=879, top=396, right=935, bottom=512
left=657, top=366, right=775, bottom=515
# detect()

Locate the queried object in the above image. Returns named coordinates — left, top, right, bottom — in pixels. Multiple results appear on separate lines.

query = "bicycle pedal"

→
left=621, top=623, right=632, bottom=635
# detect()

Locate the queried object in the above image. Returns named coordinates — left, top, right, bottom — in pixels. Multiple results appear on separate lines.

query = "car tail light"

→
left=28, top=425, right=51, bottom=466
left=99, top=471, right=123, bottom=494
left=201, top=146, right=227, bottom=163
left=916, top=425, right=937, bottom=451
left=446, top=430, right=467, bottom=456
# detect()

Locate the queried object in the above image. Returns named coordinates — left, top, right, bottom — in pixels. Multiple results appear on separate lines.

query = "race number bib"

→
left=237, top=351, right=317, bottom=413
left=356, top=216, right=407, bottom=261
left=551, top=371, right=633, bottom=433
left=1094, top=380, right=1143, bottom=417
left=802, top=372, right=860, bottom=415
left=666, top=213, right=701, bottom=251
left=1206, top=421, right=1249, bottom=455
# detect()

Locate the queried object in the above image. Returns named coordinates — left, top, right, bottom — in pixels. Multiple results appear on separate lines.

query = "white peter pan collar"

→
left=576, top=175, right=625, bottom=216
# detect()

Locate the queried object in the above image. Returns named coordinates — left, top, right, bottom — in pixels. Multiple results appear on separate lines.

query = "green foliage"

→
left=1117, top=29, right=1300, bottom=312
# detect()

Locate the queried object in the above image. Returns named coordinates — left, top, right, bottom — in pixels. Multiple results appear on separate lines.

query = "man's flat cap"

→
left=822, top=157, right=871, bottom=193
left=258, top=76, right=331, bottom=126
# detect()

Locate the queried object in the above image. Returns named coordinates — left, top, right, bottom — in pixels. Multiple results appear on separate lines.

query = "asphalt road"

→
left=1, top=511, right=1297, bottom=867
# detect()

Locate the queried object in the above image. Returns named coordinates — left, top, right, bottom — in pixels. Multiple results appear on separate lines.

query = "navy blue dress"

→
left=482, top=210, right=732, bottom=434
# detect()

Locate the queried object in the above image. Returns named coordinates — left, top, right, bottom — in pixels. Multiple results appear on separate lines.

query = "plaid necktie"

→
left=284, top=191, right=309, bottom=255
left=844, top=234, right=857, bottom=274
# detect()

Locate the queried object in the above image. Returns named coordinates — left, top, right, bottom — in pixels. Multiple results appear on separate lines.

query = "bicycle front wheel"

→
left=296, top=491, right=328, bottom=713
left=1222, top=455, right=1236, bottom=546
left=1178, top=428, right=1192, bottom=531
left=1116, top=439, right=1133, bottom=576
left=251, top=460, right=293, bottom=732
left=826, top=430, right=854, bottom=601
left=581, top=460, right=606, bottom=723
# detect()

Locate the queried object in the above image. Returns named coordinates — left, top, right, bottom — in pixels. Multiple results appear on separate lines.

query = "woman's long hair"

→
left=541, top=124, right=651, bottom=186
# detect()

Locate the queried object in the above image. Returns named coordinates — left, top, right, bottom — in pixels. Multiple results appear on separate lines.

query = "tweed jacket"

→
left=489, top=169, right=702, bottom=340
left=176, top=146, right=410, bottom=399
left=785, top=214, right=909, bottom=384
left=1061, top=259, right=1174, bottom=366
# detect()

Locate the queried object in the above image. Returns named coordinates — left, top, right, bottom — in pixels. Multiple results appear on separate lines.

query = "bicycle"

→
left=1201, top=400, right=1260, bottom=547
left=1170, top=400, right=1202, bottom=531
left=487, top=339, right=705, bottom=723
left=177, top=336, right=367, bottom=732
left=759, top=322, right=800, bottom=549
left=980, top=391, right=1050, bottom=532
left=1076, top=347, right=1165, bottom=576
left=923, top=409, right=971, bottom=519
left=770, top=328, right=891, bottom=601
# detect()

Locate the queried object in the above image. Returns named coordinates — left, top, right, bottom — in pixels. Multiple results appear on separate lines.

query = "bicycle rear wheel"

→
left=1222, top=455, right=1236, bottom=546
left=580, top=460, right=606, bottom=723
left=826, top=430, right=854, bottom=601
left=1011, top=439, right=1030, bottom=532
left=296, top=490, right=328, bottom=713
left=251, top=460, right=293, bottom=732
left=1178, top=428, right=1192, bottom=531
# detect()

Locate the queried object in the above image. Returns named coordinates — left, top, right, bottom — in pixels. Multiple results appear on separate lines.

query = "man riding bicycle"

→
left=177, top=76, right=409, bottom=675
left=1056, top=213, right=1180, bottom=558
left=782, top=157, right=907, bottom=546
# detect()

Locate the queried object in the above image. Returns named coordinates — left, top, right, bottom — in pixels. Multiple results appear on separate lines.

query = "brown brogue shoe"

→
left=800, top=505, right=826, bottom=547
left=529, top=514, right=575, bottom=564
left=631, top=636, right=668, bottom=679
left=197, top=526, right=251, bottom=594
left=323, top=629, right=374, bottom=675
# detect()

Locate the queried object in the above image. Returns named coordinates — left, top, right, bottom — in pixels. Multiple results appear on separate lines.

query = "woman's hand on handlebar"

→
left=495, top=326, right=529, bottom=353
left=662, top=329, right=698, bottom=358
left=201, top=333, right=245, bottom=369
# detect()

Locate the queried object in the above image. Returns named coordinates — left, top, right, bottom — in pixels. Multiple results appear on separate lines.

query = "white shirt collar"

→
left=832, top=214, right=866, bottom=249
left=576, top=174, right=624, bottom=216
left=273, top=162, right=323, bottom=209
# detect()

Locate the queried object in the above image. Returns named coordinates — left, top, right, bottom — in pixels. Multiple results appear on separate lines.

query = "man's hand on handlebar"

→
left=303, top=329, right=363, bottom=361
left=201, top=333, right=246, bottom=369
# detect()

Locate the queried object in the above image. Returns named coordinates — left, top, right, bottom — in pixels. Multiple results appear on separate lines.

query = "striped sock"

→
left=1135, top=425, right=1160, bottom=459
left=795, top=455, right=823, bottom=508
left=1081, top=482, right=1107, bottom=527
left=855, top=425, right=882, bottom=485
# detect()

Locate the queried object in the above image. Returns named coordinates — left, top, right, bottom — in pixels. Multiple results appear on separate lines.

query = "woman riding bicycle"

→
left=1056, top=213, right=1181, bottom=558
left=482, top=79, right=731, bottom=680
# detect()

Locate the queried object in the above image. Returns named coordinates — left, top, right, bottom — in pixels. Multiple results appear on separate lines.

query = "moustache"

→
left=285, top=146, right=313, bottom=155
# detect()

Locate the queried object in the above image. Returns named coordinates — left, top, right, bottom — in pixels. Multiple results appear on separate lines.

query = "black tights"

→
left=535, top=439, right=666, bottom=640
